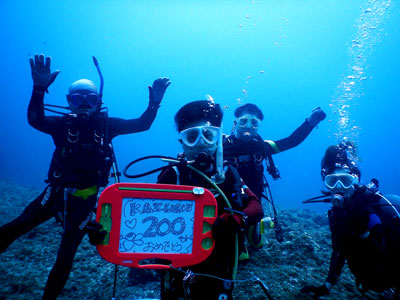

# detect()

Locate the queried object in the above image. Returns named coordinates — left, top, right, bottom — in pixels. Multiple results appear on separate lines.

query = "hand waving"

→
left=307, top=107, right=326, bottom=127
left=29, top=54, right=60, bottom=92
left=148, top=77, right=171, bottom=107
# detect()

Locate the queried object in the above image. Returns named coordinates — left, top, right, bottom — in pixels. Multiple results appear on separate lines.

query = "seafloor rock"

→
left=0, top=181, right=396, bottom=299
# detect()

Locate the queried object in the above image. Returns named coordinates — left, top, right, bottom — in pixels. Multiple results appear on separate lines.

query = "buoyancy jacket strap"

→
left=67, top=185, right=98, bottom=200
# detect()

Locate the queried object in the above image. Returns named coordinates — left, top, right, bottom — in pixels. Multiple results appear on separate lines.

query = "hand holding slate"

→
left=300, top=285, right=330, bottom=299
left=84, top=220, right=107, bottom=245
left=212, top=212, right=244, bottom=241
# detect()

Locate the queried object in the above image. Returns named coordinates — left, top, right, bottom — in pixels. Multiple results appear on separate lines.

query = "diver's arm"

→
left=300, top=251, right=341, bottom=298
left=27, top=54, right=61, bottom=134
left=109, top=77, right=170, bottom=138
left=266, top=121, right=314, bottom=154
left=326, top=249, right=346, bottom=287
left=301, top=229, right=342, bottom=297
left=108, top=105, right=159, bottom=137
left=267, top=108, right=326, bottom=154
left=27, top=87, right=60, bottom=134
left=241, top=185, right=264, bottom=225
left=359, top=214, right=387, bottom=255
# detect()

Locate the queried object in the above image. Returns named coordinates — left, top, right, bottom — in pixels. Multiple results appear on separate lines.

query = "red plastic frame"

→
left=96, top=183, right=217, bottom=269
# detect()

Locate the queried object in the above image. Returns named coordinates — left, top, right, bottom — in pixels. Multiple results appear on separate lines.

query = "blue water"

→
left=0, top=0, right=399, bottom=210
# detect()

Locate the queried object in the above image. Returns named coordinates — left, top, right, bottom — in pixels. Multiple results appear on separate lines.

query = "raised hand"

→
left=29, top=54, right=60, bottom=92
left=307, top=107, right=326, bottom=127
left=148, top=77, right=171, bottom=106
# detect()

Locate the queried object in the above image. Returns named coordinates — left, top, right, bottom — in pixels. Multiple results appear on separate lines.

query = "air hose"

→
left=185, top=164, right=238, bottom=280
left=302, top=194, right=333, bottom=204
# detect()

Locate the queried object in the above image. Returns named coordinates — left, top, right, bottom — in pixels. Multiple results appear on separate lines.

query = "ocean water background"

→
left=0, top=0, right=399, bottom=211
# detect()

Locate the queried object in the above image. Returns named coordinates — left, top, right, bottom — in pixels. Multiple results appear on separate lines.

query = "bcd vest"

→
left=223, top=135, right=280, bottom=186
left=47, top=112, right=114, bottom=189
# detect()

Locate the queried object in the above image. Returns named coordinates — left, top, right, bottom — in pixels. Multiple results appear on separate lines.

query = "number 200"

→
left=142, top=216, right=186, bottom=237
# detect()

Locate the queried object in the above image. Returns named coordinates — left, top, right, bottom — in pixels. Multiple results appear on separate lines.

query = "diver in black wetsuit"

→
left=157, top=100, right=264, bottom=300
left=223, top=103, right=326, bottom=248
left=301, top=142, right=400, bottom=299
left=0, top=54, right=170, bottom=300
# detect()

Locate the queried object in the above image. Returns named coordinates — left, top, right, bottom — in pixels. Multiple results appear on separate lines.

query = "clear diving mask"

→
left=180, top=126, right=220, bottom=147
left=324, top=173, right=358, bottom=190
left=236, top=115, right=262, bottom=129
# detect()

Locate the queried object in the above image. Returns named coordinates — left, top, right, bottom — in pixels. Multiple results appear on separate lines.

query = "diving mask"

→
left=324, top=173, right=358, bottom=190
left=181, top=126, right=220, bottom=147
left=236, top=115, right=261, bottom=129
left=69, top=93, right=100, bottom=108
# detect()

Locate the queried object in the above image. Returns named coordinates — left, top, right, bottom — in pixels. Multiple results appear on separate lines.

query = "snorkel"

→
left=205, top=95, right=225, bottom=184
left=68, top=57, right=105, bottom=119
left=92, top=56, right=104, bottom=100
left=212, top=122, right=225, bottom=184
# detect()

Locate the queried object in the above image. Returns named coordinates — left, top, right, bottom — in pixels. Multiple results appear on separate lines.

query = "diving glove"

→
left=84, top=220, right=107, bottom=245
left=301, top=284, right=330, bottom=299
left=148, top=77, right=171, bottom=108
left=307, top=107, right=326, bottom=128
left=29, top=54, right=60, bottom=93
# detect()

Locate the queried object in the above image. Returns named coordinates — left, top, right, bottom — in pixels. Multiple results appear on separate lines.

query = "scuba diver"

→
left=0, top=54, right=170, bottom=300
left=223, top=103, right=326, bottom=249
left=301, top=141, right=400, bottom=299
left=157, top=100, right=264, bottom=300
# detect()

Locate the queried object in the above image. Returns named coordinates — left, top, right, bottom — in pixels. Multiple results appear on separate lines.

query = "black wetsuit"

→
left=326, top=187, right=400, bottom=292
left=0, top=87, right=160, bottom=300
left=157, top=163, right=263, bottom=300
left=223, top=120, right=314, bottom=199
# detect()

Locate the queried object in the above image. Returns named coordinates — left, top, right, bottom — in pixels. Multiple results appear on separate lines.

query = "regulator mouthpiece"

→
left=332, top=194, right=344, bottom=207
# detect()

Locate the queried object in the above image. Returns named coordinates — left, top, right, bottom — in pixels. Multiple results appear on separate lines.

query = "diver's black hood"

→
left=321, top=142, right=361, bottom=179
left=175, top=100, right=223, bottom=132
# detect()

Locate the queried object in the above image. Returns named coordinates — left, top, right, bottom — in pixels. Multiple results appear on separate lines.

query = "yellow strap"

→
left=72, top=185, right=98, bottom=200
left=264, top=140, right=281, bottom=154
